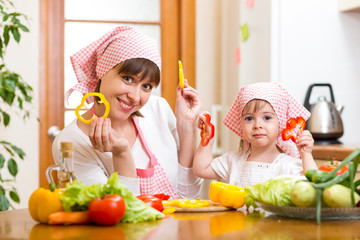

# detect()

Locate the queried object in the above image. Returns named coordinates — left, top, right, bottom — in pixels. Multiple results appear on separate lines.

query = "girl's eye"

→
left=244, top=116, right=253, bottom=121
left=264, top=115, right=272, bottom=120
left=123, top=76, right=133, bottom=83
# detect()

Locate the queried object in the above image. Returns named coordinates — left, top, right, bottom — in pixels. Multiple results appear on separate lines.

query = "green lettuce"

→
left=60, top=173, right=164, bottom=223
left=244, top=176, right=299, bottom=208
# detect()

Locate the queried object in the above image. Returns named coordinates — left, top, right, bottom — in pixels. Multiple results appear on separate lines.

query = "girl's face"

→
left=241, top=100, right=280, bottom=148
left=99, top=67, right=155, bottom=121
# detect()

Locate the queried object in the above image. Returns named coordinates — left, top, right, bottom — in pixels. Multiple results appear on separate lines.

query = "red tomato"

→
left=88, top=194, right=126, bottom=225
left=319, top=160, right=349, bottom=175
left=136, top=195, right=164, bottom=212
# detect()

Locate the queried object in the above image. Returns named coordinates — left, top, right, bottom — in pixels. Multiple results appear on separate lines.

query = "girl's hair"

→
left=242, top=99, right=270, bottom=116
left=238, top=99, right=284, bottom=153
left=94, top=58, right=160, bottom=117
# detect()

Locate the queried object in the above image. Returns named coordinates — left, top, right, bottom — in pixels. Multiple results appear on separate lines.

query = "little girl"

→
left=193, top=82, right=318, bottom=186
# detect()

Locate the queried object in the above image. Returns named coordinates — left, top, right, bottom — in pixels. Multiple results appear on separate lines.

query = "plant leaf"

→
left=9, top=191, right=19, bottom=203
left=0, top=191, right=9, bottom=211
left=2, top=111, right=10, bottom=126
left=10, top=27, right=20, bottom=43
left=7, top=158, right=18, bottom=177
left=10, top=145, right=25, bottom=160
left=0, top=154, right=4, bottom=168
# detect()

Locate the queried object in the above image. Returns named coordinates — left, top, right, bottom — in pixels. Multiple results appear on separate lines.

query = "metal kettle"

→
left=304, top=83, right=344, bottom=142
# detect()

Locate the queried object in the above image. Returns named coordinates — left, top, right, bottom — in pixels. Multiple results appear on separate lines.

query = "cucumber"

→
left=323, top=184, right=360, bottom=208
left=290, top=181, right=316, bottom=207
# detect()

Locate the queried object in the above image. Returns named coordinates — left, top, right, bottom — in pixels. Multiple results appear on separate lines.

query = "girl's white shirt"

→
left=211, top=151, right=303, bottom=187
left=52, top=96, right=202, bottom=199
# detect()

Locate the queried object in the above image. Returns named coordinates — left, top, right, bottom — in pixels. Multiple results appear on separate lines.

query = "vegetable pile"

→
left=244, top=148, right=360, bottom=224
left=28, top=173, right=164, bottom=225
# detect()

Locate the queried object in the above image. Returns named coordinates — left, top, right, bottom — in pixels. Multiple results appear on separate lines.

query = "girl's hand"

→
left=88, top=117, right=130, bottom=155
left=296, top=130, right=314, bottom=154
left=175, top=79, right=201, bottom=124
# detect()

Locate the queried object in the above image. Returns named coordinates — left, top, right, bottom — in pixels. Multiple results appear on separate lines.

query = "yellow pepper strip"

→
left=163, top=207, right=176, bottom=214
left=209, top=181, right=247, bottom=209
left=28, top=188, right=64, bottom=224
left=163, top=199, right=210, bottom=208
left=75, top=92, right=110, bottom=124
left=178, top=60, right=185, bottom=89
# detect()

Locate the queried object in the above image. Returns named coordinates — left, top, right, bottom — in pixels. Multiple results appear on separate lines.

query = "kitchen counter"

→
left=2, top=209, right=360, bottom=239
left=312, top=142, right=360, bottom=160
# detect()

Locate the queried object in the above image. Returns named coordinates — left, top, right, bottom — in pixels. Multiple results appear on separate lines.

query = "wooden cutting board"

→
left=166, top=202, right=234, bottom=213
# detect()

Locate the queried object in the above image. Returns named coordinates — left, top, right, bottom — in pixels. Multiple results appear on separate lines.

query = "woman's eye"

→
left=142, top=84, right=153, bottom=91
left=123, top=76, right=133, bottom=83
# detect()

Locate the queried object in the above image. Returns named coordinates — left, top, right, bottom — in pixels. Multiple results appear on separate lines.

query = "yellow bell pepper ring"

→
left=28, top=188, right=64, bottom=224
left=75, top=92, right=110, bottom=124
left=209, top=181, right=247, bottom=209
left=178, top=60, right=185, bottom=89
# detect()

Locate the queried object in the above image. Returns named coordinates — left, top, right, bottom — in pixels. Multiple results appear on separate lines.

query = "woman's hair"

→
left=94, top=58, right=160, bottom=117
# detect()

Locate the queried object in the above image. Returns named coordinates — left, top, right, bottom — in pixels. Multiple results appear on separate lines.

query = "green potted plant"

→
left=0, top=0, right=33, bottom=211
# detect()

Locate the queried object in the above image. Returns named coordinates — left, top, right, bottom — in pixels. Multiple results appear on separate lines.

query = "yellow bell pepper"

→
left=209, top=181, right=247, bottom=209
left=28, top=188, right=64, bottom=223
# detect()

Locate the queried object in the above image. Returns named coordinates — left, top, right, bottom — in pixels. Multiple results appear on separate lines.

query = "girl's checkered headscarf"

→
left=223, top=82, right=310, bottom=158
left=65, top=26, right=161, bottom=103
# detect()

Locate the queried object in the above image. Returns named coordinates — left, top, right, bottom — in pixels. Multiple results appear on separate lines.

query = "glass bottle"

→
left=46, top=141, right=76, bottom=188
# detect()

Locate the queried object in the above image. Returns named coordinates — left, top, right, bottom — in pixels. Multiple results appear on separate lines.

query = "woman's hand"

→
left=175, top=79, right=201, bottom=125
left=88, top=117, right=130, bottom=155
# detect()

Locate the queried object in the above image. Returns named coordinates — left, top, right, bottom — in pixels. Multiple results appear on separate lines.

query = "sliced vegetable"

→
left=319, top=160, right=349, bottom=175
left=75, top=92, right=110, bottom=124
left=88, top=194, right=126, bottom=225
left=28, top=188, right=64, bottom=224
left=153, top=193, right=170, bottom=200
left=136, top=195, right=164, bottom=212
left=48, top=211, right=92, bottom=225
left=200, top=113, right=215, bottom=146
left=281, top=116, right=306, bottom=142
left=209, top=181, right=246, bottom=209
left=178, top=60, right=185, bottom=89
left=163, top=199, right=210, bottom=208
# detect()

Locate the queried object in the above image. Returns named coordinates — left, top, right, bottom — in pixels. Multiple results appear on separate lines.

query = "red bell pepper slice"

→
left=281, top=116, right=306, bottom=142
left=201, top=113, right=215, bottom=146
left=153, top=193, right=170, bottom=200
left=136, top=194, right=164, bottom=212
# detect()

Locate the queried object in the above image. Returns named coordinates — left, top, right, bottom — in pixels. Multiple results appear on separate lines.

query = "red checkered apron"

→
left=132, top=116, right=179, bottom=200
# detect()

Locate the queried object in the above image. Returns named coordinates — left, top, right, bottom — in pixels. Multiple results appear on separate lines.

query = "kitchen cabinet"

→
left=338, top=0, right=360, bottom=12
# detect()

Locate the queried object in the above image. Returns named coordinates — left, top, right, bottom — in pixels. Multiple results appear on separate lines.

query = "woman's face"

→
left=99, top=68, right=155, bottom=121
left=241, top=100, right=280, bottom=148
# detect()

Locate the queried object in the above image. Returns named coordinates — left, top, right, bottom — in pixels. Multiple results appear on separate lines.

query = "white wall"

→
left=1, top=0, right=39, bottom=209
left=274, top=0, right=360, bottom=144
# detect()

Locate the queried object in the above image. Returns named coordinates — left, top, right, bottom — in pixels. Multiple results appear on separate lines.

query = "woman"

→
left=52, top=26, right=202, bottom=199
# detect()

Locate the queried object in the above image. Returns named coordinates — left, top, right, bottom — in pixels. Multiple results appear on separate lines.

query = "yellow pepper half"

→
left=28, top=188, right=64, bottom=224
left=75, top=92, right=110, bottom=124
left=209, top=181, right=247, bottom=209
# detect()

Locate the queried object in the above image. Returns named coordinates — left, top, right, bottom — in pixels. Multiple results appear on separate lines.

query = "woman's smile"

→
left=117, top=98, right=136, bottom=111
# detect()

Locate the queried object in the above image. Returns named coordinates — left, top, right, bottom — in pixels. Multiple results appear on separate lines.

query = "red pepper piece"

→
left=281, top=116, right=306, bottom=142
left=201, top=113, right=215, bottom=146
left=136, top=194, right=164, bottom=212
left=153, top=193, right=170, bottom=200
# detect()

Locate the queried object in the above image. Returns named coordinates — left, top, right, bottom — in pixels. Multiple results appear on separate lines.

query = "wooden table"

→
left=1, top=209, right=360, bottom=239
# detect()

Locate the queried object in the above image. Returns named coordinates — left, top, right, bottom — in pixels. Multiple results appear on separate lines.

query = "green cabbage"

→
left=244, top=176, right=299, bottom=208
left=60, top=173, right=164, bottom=223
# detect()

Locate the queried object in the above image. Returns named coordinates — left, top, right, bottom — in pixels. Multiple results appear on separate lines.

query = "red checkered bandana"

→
left=223, top=82, right=310, bottom=158
left=65, top=25, right=161, bottom=103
